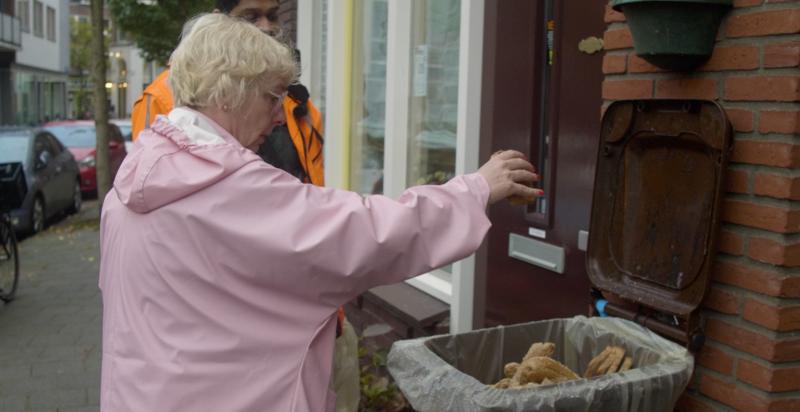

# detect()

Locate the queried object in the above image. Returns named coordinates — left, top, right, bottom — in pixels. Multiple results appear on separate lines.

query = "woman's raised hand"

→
left=477, top=150, right=543, bottom=205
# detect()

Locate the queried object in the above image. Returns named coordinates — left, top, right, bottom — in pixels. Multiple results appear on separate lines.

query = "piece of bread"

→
left=514, top=356, right=580, bottom=384
left=522, top=342, right=556, bottom=362
left=504, top=362, right=520, bottom=378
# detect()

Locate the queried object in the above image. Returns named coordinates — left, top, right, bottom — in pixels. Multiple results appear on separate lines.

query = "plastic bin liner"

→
left=387, top=316, right=693, bottom=412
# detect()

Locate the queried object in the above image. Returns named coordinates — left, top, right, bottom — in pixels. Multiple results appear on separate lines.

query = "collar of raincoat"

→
left=111, top=107, right=263, bottom=214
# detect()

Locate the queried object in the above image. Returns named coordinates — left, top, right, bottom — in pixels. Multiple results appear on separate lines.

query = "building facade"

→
left=1, top=0, right=69, bottom=126
left=291, top=0, right=800, bottom=408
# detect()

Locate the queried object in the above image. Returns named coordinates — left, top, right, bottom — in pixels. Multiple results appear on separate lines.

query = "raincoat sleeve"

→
left=212, top=164, right=491, bottom=309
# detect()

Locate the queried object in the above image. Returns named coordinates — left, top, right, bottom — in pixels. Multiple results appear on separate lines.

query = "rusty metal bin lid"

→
left=586, top=99, right=733, bottom=316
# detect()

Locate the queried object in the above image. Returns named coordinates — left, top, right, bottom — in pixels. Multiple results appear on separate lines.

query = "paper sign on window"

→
left=413, top=45, right=428, bottom=97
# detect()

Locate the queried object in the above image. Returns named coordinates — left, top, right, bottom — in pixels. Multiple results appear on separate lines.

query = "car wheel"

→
left=30, top=196, right=45, bottom=235
left=67, top=180, right=82, bottom=215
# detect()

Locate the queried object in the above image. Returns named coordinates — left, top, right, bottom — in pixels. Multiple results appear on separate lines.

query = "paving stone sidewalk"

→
left=0, top=201, right=103, bottom=412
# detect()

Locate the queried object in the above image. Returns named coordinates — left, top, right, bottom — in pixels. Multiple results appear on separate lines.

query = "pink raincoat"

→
left=99, top=108, right=491, bottom=411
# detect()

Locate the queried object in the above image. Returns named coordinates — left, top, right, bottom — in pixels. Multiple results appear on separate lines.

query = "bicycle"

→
left=0, top=161, right=26, bottom=303
left=0, top=211, right=18, bottom=302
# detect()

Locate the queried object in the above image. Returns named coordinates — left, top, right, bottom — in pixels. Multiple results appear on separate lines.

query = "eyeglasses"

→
left=268, top=90, right=287, bottom=104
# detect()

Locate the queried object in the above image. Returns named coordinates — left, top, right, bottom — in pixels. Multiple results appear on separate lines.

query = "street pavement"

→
left=0, top=200, right=102, bottom=411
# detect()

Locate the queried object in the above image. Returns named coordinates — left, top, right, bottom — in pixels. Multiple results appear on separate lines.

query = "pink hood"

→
left=99, top=109, right=491, bottom=412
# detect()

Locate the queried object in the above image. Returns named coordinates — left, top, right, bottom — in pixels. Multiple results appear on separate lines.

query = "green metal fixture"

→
left=612, top=0, right=733, bottom=71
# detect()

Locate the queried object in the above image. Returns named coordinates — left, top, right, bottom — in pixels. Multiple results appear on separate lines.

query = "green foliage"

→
left=108, top=0, right=214, bottom=65
left=70, top=19, right=93, bottom=74
left=70, top=18, right=109, bottom=119
left=358, top=346, right=409, bottom=412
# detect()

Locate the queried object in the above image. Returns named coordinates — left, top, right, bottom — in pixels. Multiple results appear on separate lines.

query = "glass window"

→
left=43, top=134, right=61, bottom=156
left=33, top=0, right=43, bottom=38
left=349, top=0, right=388, bottom=195
left=46, top=6, right=55, bottom=41
left=318, top=0, right=328, bottom=117
left=15, top=71, right=34, bottom=125
left=406, top=0, right=460, bottom=188
left=0, top=135, right=30, bottom=163
left=46, top=126, right=96, bottom=148
left=16, top=1, right=29, bottom=33
left=525, top=0, right=556, bottom=225
left=406, top=0, right=461, bottom=278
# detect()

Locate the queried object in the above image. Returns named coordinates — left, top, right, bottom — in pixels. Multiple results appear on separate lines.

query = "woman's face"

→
left=235, top=89, right=286, bottom=151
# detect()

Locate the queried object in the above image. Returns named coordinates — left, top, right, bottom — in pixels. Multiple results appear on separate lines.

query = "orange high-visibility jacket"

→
left=131, top=69, right=340, bottom=326
left=131, top=69, right=325, bottom=186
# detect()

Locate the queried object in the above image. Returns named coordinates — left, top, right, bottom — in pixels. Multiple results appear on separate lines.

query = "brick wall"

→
left=603, top=1, right=800, bottom=410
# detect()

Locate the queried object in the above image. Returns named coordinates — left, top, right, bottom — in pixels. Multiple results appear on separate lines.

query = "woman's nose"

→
left=273, top=107, right=286, bottom=125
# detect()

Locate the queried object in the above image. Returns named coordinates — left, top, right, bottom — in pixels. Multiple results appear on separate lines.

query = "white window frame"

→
left=298, top=0, right=484, bottom=334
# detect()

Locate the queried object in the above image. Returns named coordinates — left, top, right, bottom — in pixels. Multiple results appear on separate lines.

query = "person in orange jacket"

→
left=130, top=1, right=358, bottom=410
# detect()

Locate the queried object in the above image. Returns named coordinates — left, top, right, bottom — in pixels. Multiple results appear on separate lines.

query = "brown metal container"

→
left=586, top=99, right=733, bottom=348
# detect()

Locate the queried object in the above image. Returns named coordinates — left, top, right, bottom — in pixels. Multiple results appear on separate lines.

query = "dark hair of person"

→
left=215, top=0, right=241, bottom=13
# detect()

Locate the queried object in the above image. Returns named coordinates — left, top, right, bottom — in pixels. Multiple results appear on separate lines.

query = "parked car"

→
left=44, top=121, right=127, bottom=196
left=111, top=118, right=133, bottom=152
left=0, top=128, right=82, bottom=234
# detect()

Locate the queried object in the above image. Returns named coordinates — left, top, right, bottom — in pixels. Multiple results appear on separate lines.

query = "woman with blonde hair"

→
left=99, top=13, right=541, bottom=412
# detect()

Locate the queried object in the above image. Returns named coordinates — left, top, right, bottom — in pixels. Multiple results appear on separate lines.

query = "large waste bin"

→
left=387, top=315, right=692, bottom=412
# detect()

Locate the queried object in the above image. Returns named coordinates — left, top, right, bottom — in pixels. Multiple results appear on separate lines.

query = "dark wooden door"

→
left=479, top=0, right=606, bottom=325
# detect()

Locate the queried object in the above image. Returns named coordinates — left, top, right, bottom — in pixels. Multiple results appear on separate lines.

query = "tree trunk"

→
left=91, top=0, right=110, bottom=210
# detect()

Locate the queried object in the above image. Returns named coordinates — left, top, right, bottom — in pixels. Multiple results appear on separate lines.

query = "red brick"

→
left=676, top=393, right=718, bottom=412
left=737, top=358, right=800, bottom=392
left=759, top=110, right=800, bottom=134
left=735, top=0, right=764, bottom=6
left=602, top=54, right=627, bottom=74
left=697, top=343, right=736, bottom=374
left=725, top=108, right=754, bottom=132
left=726, top=9, right=800, bottom=38
left=725, top=76, right=800, bottom=102
left=755, top=173, right=800, bottom=201
left=627, top=54, right=666, bottom=73
left=602, top=79, right=652, bottom=100
left=731, top=140, right=800, bottom=168
left=770, top=398, right=800, bottom=411
left=703, top=286, right=741, bottom=315
left=721, top=199, right=800, bottom=233
left=748, top=236, right=800, bottom=266
left=719, top=229, right=745, bottom=255
left=713, top=260, right=800, bottom=298
left=656, top=78, right=718, bottom=100
left=705, top=318, right=800, bottom=362
left=603, top=28, right=633, bottom=50
left=699, top=45, right=760, bottom=71
left=604, top=4, right=626, bottom=23
left=744, top=299, right=800, bottom=331
left=699, top=373, right=770, bottom=411
left=764, top=42, right=800, bottom=68
left=725, top=168, right=750, bottom=194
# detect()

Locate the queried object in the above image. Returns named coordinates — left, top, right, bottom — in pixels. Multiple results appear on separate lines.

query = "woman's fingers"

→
left=509, top=169, right=539, bottom=184
left=504, top=157, right=536, bottom=173
left=493, top=149, right=527, bottom=161
left=479, top=149, right=543, bottom=205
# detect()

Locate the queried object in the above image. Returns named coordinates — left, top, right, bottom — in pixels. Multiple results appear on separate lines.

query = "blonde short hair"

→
left=169, top=13, right=299, bottom=111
